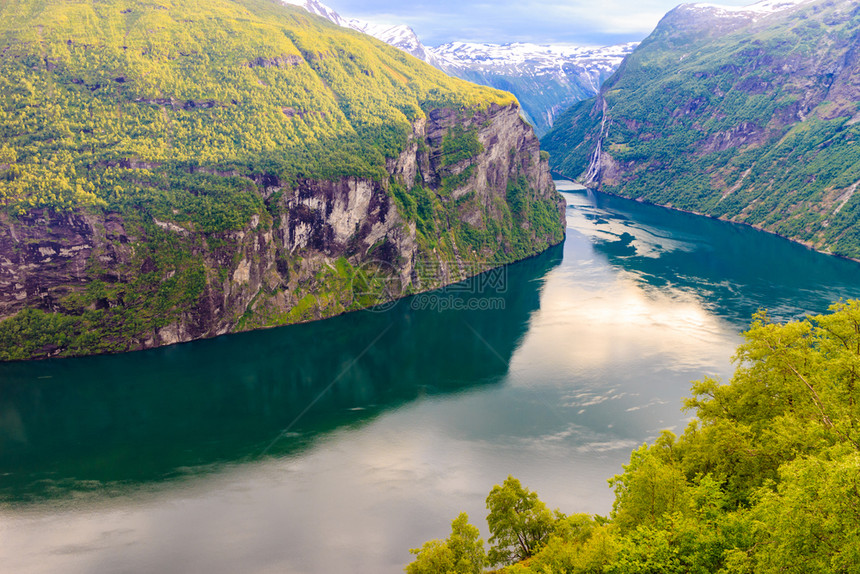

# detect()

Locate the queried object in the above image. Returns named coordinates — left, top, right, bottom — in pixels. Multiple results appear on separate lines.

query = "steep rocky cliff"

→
left=0, top=0, right=565, bottom=360
left=542, top=0, right=860, bottom=258
left=0, top=102, right=563, bottom=360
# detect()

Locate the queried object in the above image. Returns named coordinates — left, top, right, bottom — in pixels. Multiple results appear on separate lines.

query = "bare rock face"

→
left=425, top=104, right=554, bottom=199
left=0, top=211, right=131, bottom=317
left=0, top=104, right=564, bottom=360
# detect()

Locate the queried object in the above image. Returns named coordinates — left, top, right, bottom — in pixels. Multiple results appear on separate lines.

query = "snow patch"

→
left=429, top=41, right=638, bottom=80
left=281, top=0, right=437, bottom=63
left=282, top=0, right=350, bottom=27
left=687, top=0, right=815, bottom=18
left=280, top=0, right=634, bottom=83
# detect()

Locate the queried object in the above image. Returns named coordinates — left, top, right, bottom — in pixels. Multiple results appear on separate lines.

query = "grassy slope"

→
left=542, top=0, right=860, bottom=258
left=0, top=0, right=516, bottom=218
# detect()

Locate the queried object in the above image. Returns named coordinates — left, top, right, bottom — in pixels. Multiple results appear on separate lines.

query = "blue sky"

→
left=322, top=0, right=755, bottom=46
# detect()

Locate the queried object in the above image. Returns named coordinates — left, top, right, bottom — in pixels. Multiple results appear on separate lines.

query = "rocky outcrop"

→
left=0, top=210, right=133, bottom=317
left=0, top=103, right=564, bottom=360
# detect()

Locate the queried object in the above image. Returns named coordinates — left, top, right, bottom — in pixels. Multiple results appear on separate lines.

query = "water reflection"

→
left=4, top=181, right=860, bottom=574
left=558, top=180, right=860, bottom=327
left=0, top=245, right=563, bottom=503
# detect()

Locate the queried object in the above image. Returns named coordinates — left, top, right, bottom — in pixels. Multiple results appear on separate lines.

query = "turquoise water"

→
left=2, top=180, right=859, bottom=573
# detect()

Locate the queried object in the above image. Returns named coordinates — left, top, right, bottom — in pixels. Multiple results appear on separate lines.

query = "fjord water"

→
left=3, top=179, right=860, bottom=573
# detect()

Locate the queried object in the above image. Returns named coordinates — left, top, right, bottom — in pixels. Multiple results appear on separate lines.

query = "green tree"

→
left=608, top=431, right=689, bottom=531
left=747, top=449, right=860, bottom=574
left=506, top=514, right=619, bottom=574
left=680, top=304, right=860, bottom=506
left=485, top=475, right=556, bottom=565
left=406, top=540, right=456, bottom=574
left=406, top=512, right=486, bottom=574
left=408, top=303, right=860, bottom=573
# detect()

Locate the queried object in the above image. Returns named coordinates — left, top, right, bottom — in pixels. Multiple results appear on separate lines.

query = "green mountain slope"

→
left=0, top=0, right=514, bottom=212
left=0, top=0, right=564, bottom=360
left=542, top=0, right=860, bottom=258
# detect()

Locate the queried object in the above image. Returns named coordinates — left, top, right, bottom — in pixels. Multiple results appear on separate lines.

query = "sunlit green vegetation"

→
left=0, top=0, right=516, bottom=219
left=542, top=1, right=860, bottom=258
left=441, top=126, right=484, bottom=166
left=0, top=0, right=567, bottom=360
left=408, top=301, right=860, bottom=573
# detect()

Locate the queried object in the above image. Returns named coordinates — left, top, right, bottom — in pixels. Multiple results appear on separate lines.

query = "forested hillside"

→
left=0, top=0, right=564, bottom=359
left=408, top=301, right=860, bottom=573
left=542, top=0, right=860, bottom=258
left=0, top=0, right=514, bottom=213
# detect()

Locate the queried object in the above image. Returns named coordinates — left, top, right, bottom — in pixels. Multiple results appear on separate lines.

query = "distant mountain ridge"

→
left=688, top=0, right=815, bottom=17
left=283, top=0, right=635, bottom=135
left=432, top=41, right=637, bottom=135
left=542, top=0, right=860, bottom=258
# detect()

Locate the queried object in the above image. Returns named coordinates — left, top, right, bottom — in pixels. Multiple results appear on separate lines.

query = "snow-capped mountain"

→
left=432, top=42, right=636, bottom=102
left=663, top=0, right=823, bottom=42
left=428, top=42, right=636, bottom=134
left=348, top=21, right=445, bottom=66
left=688, top=0, right=815, bottom=17
left=283, top=0, right=351, bottom=27
left=282, top=0, right=440, bottom=64
left=281, top=0, right=633, bottom=134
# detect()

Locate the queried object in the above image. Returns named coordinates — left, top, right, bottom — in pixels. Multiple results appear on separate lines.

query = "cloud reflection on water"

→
left=4, top=180, right=860, bottom=574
